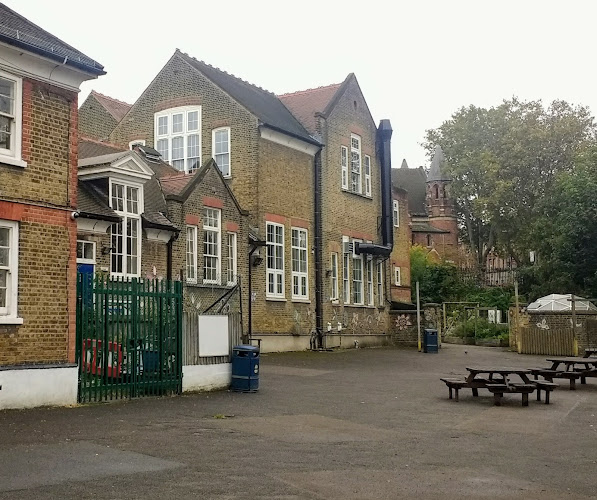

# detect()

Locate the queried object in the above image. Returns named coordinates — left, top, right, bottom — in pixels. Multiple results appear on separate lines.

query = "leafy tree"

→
left=424, top=98, right=596, bottom=267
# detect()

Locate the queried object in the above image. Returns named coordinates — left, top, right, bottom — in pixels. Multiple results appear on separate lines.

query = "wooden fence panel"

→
left=182, top=312, right=243, bottom=366
left=519, top=327, right=574, bottom=356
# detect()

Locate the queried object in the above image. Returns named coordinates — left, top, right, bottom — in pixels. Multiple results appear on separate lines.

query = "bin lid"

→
left=424, top=328, right=438, bottom=334
left=233, top=344, right=260, bottom=353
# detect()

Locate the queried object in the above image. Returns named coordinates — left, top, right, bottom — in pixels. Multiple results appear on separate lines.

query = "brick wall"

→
left=78, top=94, right=118, bottom=140
left=390, top=190, right=412, bottom=303
left=0, top=78, right=78, bottom=366
left=318, top=77, right=390, bottom=337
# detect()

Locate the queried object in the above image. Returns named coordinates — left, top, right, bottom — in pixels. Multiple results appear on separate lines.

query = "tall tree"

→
left=424, top=98, right=596, bottom=266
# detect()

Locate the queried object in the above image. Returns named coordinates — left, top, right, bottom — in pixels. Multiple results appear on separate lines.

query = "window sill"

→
left=0, top=155, right=27, bottom=168
left=292, top=298, right=311, bottom=304
left=341, top=189, right=372, bottom=200
left=0, top=316, right=24, bottom=325
left=330, top=299, right=340, bottom=305
left=187, top=282, right=233, bottom=289
left=266, top=296, right=287, bottom=302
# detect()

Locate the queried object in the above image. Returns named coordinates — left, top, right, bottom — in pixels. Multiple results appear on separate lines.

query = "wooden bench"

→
left=530, top=368, right=581, bottom=390
left=534, top=380, right=558, bottom=404
left=486, top=383, right=536, bottom=406
left=440, top=378, right=469, bottom=402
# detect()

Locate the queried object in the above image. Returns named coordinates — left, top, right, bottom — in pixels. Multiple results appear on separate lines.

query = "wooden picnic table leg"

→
left=536, top=388, right=541, bottom=402
left=454, top=388, right=459, bottom=402
left=493, top=393, right=502, bottom=406
left=570, top=378, right=576, bottom=390
left=545, top=391, right=550, bottom=404
left=448, top=387, right=453, bottom=400
left=472, top=387, right=479, bottom=397
left=581, top=375, right=586, bottom=385
left=522, top=393, right=529, bottom=407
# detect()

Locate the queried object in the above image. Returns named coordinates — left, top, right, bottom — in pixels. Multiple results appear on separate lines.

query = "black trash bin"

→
left=230, top=345, right=259, bottom=392
left=423, top=329, right=439, bottom=353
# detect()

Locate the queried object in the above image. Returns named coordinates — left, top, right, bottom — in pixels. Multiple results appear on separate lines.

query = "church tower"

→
left=426, top=146, right=458, bottom=256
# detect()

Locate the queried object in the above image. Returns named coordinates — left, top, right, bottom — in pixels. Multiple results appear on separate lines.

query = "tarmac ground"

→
left=1, top=344, right=596, bottom=499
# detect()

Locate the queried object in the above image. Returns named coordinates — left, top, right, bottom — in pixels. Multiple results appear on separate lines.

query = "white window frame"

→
left=342, top=236, right=350, bottom=303
left=109, top=180, right=143, bottom=278
left=350, top=134, right=362, bottom=194
left=352, top=238, right=364, bottom=305
left=212, top=127, right=231, bottom=178
left=377, top=261, right=384, bottom=307
left=0, top=220, right=20, bottom=322
left=227, top=232, right=237, bottom=286
left=393, top=199, right=400, bottom=227
left=366, top=246, right=374, bottom=306
left=266, top=222, right=285, bottom=298
left=330, top=252, right=338, bottom=301
left=186, top=225, right=198, bottom=284
left=394, top=266, right=401, bottom=286
left=154, top=106, right=201, bottom=174
left=341, top=145, right=348, bottom=190
left=76, top=240, right=96, bottom=265
left=128, top=139, right=146, bottom=149
left=0, top=71, right=26, bottom=168
left=291, top=228, right=309, bottom=300
left=203, top=208, right=221, bottom=284
left=364, top=155, right=371, bottom=197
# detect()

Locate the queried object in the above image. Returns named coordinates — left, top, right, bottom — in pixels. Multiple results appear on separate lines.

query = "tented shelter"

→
left=527, top=294, right=597, bottom=312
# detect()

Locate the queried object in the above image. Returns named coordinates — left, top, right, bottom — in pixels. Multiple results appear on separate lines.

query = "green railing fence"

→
left=76, top=273, right=183, bottom=403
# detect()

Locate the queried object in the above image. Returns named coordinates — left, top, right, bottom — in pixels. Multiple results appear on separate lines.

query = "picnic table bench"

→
left=532, top=357, right=597, bottom=390
left=583, top=348, right=597, bottom=358
left=440, top=367, right=553, bottom=406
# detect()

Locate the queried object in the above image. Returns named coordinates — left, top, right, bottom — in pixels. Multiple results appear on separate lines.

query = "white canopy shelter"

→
left=527, top=294, right=597, bottom=312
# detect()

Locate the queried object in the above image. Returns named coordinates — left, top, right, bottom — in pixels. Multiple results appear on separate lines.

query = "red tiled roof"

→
left=278, top=83, right=341, bottom=134
left=90, top=90, right=132, bottom=122
left=159, top=174, right=194, bottom=196
left=79, top=135, right=125, bottom=159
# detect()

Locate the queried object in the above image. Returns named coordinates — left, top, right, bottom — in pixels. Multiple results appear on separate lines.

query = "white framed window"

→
left=128, top=139, right=146, bottom=149
left=366, top=255, right=374, bottom=306
left=377, top=261, right=384, bottom=307
left=266, top=222, right=284, bottom=298
left=364, top=155, right=371, bottom=197
left=0, top=71, right=25, bottom=168
left=330, top=252, right=338, bottom=301
left=352, top=239, right=363, bottom=305
left=342, top=236, right=350, bottom=303
left=0, top=220, right=19, bottom=320
left=212, top=127, right=231, bottom=177
left=227, top=232, right=237, bottom=285
left=203, top=208, right=221, bottom=284
left=393, top=199, right=400, bottom=227
left=110, top=181, right=142, bottom=277
left=76, top=240, right=96, bottom=264
left=291, top=228, right=308, bottom=300
left=154, top=106, right=201, bottom=174
left=394, top=266, right=401, bottom=286
left=350, top=134, right=362, bottom=194
left=186, top=226, right=197, bottom=284
left=341, top=145, right=348, bottom=190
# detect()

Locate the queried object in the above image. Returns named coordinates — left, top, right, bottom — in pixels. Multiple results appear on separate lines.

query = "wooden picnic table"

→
left=546, top=357, right=597, bottom=371
left=584, top=348, right=597, bottom=358
left=465, top=367, right=537, bottom=406
left=541, top=357, right=597, bottom=389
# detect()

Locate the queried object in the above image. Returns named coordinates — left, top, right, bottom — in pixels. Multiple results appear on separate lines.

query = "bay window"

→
left=110, top=181, right=142, bottom=277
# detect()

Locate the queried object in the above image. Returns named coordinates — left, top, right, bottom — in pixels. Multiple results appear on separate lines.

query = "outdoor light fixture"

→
left=101, top=246, right=115, bottom=255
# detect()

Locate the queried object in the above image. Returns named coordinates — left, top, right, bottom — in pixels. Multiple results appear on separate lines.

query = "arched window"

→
left=427, top=234, right=432, bottom=246
left=434, top=184, right=439, bottom=199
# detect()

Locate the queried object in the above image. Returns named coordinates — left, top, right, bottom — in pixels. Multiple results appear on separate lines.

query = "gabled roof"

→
left=89, top=91, right=131, bottom=122
left=411, top=222, right=448, bottom=234
left=392, top=166, right=428, bottom=216
left=176, top=50, right=320, bottom=146
left=0, top=3, right=104, bottom=75
left=278, top=83, right=341, bottom=134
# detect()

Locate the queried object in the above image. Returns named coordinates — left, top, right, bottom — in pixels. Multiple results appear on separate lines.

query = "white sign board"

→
left=198, top=315, right=229, bottom=357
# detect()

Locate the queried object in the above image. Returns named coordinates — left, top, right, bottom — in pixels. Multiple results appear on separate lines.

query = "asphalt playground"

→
left=1, top=344, right=596, bottom=499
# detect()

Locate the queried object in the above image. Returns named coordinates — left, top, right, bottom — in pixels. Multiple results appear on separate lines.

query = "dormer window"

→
left=110, top=180, right=143, bottom=277
left=154, top=106, right=201, bottom=174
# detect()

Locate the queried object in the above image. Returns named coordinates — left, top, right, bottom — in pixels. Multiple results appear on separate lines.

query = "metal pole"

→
left=571, top=294, right=578, bottom=355
left=416, top=281, right=421, bottom=352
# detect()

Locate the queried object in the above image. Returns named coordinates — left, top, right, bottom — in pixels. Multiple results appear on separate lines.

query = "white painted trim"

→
left=78, top=152, right=153, bottom=183
left=145, top=228, right=174, bottom=243
left=182, top=363, right=231, bottom=392
left=260, top=127, right=319, bottom=156
left=154, top=106, right=202, bottom=173
left=77, top=218, right=114, bottom=234
left=202, top=209, right=221, bottom=285
left=266, top=221, right=285, bottom=299
left=226, top=232, right=237, bottom=286
left=128, top=139, right=146, bottom=149
left=393, top=199, right=400, bottom=227
left=394, top=266, right=401, bottom=286
left=212, top=126, right=231, bottom=178
left=76, top=240, right=96, bottom=264
left=0, top=42, right=99, bottom=92
left=330, top=252, right=338, bottom=301
left=290, top=227, right=309, bottom=300
left=0, top=219, right=19, bottom=319
left=0, top=365, right=78, bottom=410
left=0, top=70, right=23, bottom=165
left=186, top=225, right=198, bottom=284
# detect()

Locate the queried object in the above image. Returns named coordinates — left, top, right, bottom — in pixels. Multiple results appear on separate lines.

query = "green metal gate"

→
left=76, top=273, right=183, bottom=403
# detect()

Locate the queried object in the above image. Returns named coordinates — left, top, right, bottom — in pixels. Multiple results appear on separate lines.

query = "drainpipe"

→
left=314, top=149, right=324, bottom=349
left=166, top=232, right=179, bottom=281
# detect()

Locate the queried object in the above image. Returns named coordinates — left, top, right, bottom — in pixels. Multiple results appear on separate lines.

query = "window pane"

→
left=158, top=116, right=168, bottom=135
left=215, top=129, right=229, bottom=154
left=127, top=186, right=139, bottom=214
left=0, top=269, right=6, bottom=308
left=172, top=113, right=183, bottom=134
left=156, top=138, right=169, bottom=161
left=0, top=116, right=11, bottom=150
left=187, top=111, right=199, bottom=131
left=172, top=137, right=184, bottom=160
left=84, top=242, right=94, bottom=260
left=0, top=78, right=14, bottom=115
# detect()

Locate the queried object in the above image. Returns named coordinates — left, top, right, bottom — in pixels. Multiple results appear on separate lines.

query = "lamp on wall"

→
left=101, top=246, right=115, bottom=255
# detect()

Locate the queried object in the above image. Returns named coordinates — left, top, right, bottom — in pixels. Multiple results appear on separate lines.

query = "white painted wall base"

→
left=252, top=333, right=390, bottom=353
left=0, top=365, right=78, bottom=410
left=182, top=363, right=231, bottom=392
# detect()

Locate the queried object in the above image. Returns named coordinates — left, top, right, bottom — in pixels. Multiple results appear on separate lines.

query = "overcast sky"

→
left=8, top=0, right=597, bottom=169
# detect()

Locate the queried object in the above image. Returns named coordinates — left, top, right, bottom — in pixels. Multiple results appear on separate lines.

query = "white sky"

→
left=7, top=0, right=597, bottom=168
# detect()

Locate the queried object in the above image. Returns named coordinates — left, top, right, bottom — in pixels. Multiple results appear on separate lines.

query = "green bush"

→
left=451, top=317, right=508, bottom=340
